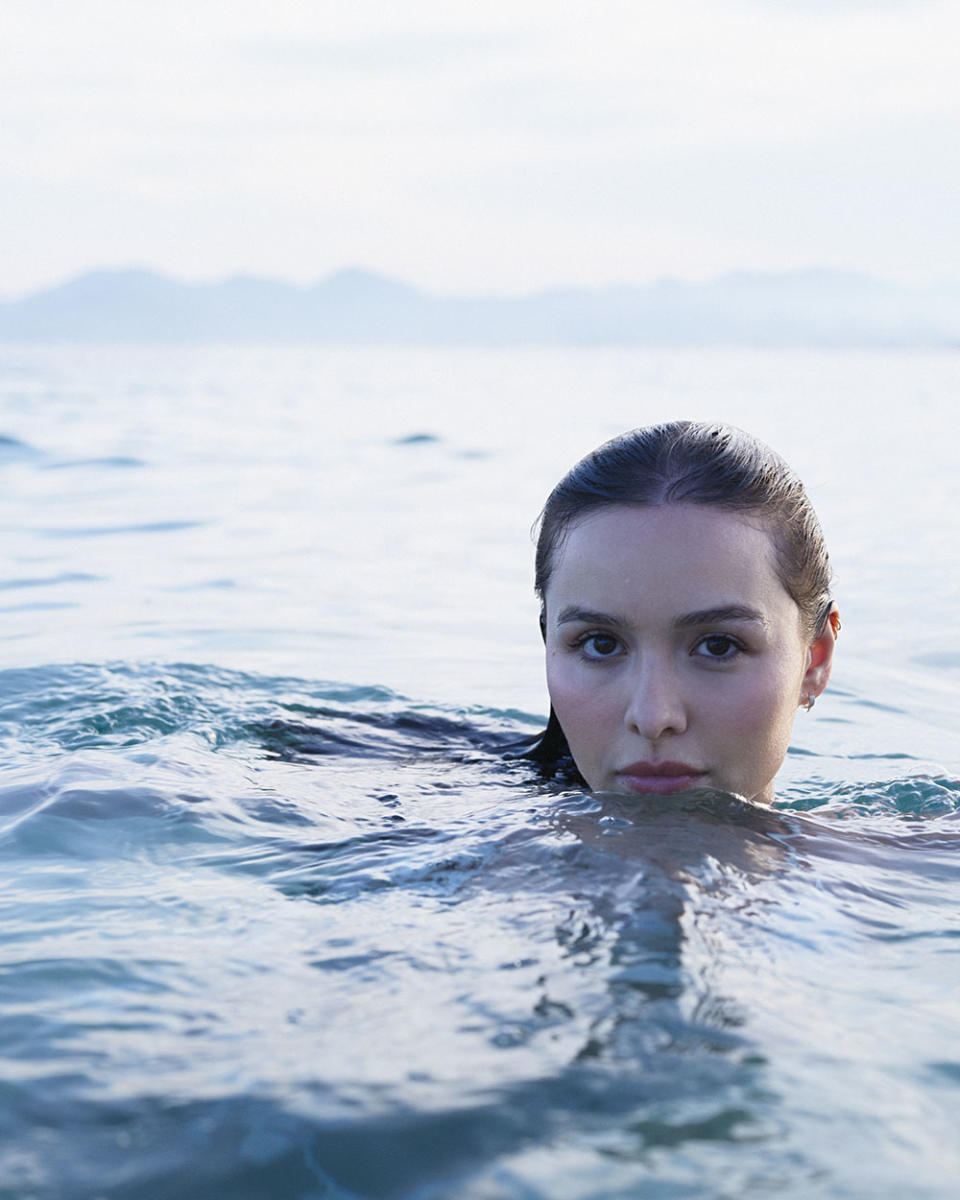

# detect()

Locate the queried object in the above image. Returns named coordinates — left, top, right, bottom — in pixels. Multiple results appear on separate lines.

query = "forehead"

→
left=547, top=503, right=795, bottom=619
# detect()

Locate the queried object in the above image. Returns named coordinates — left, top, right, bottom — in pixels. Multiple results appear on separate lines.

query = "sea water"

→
left=1, top=345, right=959, bottom=1199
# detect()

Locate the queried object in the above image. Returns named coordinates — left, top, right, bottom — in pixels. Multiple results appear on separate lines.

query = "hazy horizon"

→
left=2, top=261, right=957, bottom=345
left=4, top=259, right=960, bottom=307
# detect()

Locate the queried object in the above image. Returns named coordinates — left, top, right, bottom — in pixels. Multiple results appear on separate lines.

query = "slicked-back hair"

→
left=534, top=421, right=833, bottom=639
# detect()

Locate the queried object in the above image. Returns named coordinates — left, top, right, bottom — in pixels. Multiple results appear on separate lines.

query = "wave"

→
left=3, top=661, right=960, bottom=1197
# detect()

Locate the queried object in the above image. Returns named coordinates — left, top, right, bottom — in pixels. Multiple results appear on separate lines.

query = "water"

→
left=2, top=345, right=960, bottom=1198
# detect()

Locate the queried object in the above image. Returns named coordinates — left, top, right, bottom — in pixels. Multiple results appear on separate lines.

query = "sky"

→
left=3, top=0, right=959, bottom=298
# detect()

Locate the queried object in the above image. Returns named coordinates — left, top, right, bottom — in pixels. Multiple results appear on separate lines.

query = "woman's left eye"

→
left=693, top=634, right=742, bottom=660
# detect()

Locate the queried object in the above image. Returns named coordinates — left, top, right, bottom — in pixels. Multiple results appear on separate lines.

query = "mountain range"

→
left=1, top=267, right=958, bottom=346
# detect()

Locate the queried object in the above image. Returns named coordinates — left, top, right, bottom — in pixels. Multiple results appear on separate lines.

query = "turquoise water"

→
left=2, top=346, right=960, bottom=1198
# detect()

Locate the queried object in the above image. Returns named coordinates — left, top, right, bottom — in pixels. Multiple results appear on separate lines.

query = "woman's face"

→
left=543, top=503, right=834, bottom=803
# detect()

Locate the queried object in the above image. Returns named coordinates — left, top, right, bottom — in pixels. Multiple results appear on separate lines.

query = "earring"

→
left=802, top=695, right=816, bottom=712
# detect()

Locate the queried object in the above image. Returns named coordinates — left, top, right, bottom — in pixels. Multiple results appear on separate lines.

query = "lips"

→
left=616, top=761, right=707, bottom=795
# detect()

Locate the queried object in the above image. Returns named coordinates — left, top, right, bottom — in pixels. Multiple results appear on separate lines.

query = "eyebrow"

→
left=555, top=604, right=767, bottom=629
left=674, top=605, right=767, bottom=629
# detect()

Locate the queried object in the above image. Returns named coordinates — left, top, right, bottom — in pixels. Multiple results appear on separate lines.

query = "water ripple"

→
left=1, top=660, right=959, bottom=1199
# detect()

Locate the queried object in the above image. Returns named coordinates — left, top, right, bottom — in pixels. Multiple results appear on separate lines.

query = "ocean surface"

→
left=2, top=344, right=959, bottom=1199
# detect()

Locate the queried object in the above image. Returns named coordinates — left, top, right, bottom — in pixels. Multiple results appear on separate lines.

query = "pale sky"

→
left=4, top=0, right=959, bottom=298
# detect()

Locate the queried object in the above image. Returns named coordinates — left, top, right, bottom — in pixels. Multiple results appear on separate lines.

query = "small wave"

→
left=0, top=433, right=40, bottom=460
left=0, top=662, right=536, bottom=768
left=38, top=520, right=207, bottom=538
left=777, top=774, right=960, bottom=818
left=43, top=455, right=147, bottom=471
left=0, top=571, right=101, bottom=592
left=392, top=432, right=441, bottom=445
left=251, top=707, right=528, bottom=764
left=0, top=600, right=78, bottom=614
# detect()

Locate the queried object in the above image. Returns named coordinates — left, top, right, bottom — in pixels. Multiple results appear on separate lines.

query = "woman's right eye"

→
left=577, top=632, right=622, bottom=660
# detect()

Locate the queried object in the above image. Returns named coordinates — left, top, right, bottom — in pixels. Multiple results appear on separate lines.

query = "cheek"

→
left=546, top=657, right=619, bottom=757
left=717, top=667, right=800, bottom=778
left=545, top=655, right=585, bottom=724
left=728, top=677, right=787, bottom=729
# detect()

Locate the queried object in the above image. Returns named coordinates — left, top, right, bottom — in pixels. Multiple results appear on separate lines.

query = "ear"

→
left=801, top=605, right=838, bottom=705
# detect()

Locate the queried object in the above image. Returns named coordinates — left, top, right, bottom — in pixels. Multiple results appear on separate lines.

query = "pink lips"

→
left=616, top=761, right=707, bottom=795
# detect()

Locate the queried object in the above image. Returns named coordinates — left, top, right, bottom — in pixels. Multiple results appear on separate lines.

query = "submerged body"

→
left=4, top=661, right=960, bottom=1200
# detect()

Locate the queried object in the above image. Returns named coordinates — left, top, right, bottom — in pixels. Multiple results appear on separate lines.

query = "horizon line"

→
left=3, top=262, right=951, bottom=307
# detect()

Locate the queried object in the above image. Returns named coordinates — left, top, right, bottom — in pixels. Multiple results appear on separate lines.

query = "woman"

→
left=528, top=421, right=840, bottom=802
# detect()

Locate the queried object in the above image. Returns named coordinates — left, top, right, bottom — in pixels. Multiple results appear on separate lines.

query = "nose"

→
left=623, top=656, right=688, bottom=741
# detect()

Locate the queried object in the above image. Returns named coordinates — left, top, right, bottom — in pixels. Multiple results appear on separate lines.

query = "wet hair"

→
left=534, top=420, right=833, bottom=639
left=524, top=421, right=833, bottom=780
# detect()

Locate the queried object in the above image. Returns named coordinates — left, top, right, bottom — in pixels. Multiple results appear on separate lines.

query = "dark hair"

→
left=523, top=421, right=833, bottom=781
left=535, top=420, right=833, bottom=639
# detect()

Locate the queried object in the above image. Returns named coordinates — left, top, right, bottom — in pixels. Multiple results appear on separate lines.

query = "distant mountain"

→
left=1, top=266, right=957, bottom=345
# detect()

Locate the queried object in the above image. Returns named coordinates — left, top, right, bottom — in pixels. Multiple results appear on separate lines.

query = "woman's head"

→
left=534, top=422, right=838, bottom=803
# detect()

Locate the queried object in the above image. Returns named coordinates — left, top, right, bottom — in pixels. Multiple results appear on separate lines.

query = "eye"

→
left=577, top=632, right=623, bottom=660
left=693, top=633, right=742, bottom=660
